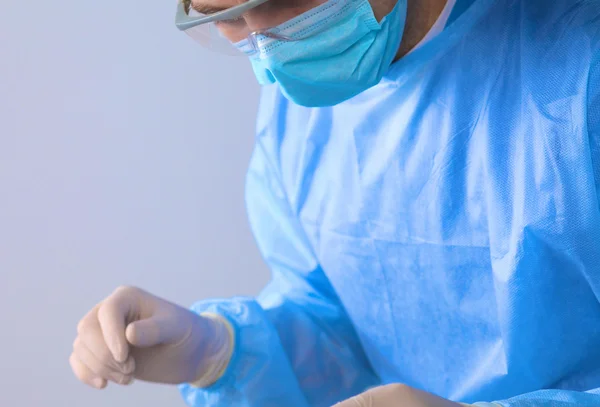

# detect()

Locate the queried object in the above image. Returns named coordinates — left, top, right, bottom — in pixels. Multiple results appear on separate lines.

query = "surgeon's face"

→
left=189, top=0, right=399, bottom=42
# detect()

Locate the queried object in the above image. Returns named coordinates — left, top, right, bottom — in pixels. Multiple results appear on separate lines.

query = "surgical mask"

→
left=234, top=0, right=408, bottom=107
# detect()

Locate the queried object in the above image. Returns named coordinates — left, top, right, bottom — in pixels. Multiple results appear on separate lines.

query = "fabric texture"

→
left=180, top=0, right=600, bottom=405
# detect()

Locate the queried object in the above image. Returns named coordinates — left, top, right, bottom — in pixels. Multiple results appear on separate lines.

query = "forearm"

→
left=179, top=297, right=309, bottom=407
left=179, top=289, right=379, bottom=407
left=467, top=388, right=600, bottom=407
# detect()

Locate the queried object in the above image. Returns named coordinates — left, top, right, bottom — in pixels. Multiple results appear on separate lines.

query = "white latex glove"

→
left=70, top=286, right=233, bottom=389
left=333, top=384, right=467, bottom=407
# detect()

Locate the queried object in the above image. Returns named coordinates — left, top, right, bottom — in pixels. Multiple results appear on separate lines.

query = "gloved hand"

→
left=70, top=286, right=233, bottom=389
left=333, top=384, right=471, bottom=407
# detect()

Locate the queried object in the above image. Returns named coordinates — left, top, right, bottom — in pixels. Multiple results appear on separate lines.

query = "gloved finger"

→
left=98, top=287, right=139, bottom=363
left=77, top=312, right=136, bottom=375
left=333, top=384, right=464, bottom=407
left=125, top=317, right=164, bottom=348
left=125, top=313, right=191, bottom=348
left=332, top=389, right=375, bottom=407
left=69, top=352, right=107, bottom=389
left=73, top=337, right=135, bottom=385
left=77, top=303, right=101, bottom=336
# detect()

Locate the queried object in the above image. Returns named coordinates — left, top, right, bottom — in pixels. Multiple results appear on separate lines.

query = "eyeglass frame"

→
left=174, top=0, right=321, bottom=52
left=175, top=0, right=271, bottom=29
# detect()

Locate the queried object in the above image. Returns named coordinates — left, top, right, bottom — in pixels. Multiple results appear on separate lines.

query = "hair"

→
left=182, top=0, right=192, bottom=14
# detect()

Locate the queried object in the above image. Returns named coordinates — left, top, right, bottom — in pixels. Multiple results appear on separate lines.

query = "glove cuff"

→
left=188, top=312, right=235, bottom=388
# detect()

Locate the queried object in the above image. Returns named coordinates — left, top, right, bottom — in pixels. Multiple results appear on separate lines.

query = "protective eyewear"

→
left=175, top=0, right=329, bottom=56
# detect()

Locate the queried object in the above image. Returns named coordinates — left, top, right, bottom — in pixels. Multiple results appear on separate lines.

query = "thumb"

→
left=125, top=314, right=191, bottom=348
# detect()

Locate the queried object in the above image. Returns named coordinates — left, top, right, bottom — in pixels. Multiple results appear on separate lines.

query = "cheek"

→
left=214, top=0, right=328, bottom=43
left=245, top=0, right=328, bottom=31
left=214, top=21, right=252, bottom=43
left=370, top=0, right=397, bottom=22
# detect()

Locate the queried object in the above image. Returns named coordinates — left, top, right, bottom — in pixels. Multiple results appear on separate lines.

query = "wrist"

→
left=188, top=312, right=235, bottom=388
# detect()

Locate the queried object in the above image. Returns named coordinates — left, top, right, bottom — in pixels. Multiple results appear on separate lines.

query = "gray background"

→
left=0, top=1, right=268, bottom=405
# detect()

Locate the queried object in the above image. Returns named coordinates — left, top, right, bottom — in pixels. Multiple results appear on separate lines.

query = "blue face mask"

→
left=235, top=0, right=408, bottom=107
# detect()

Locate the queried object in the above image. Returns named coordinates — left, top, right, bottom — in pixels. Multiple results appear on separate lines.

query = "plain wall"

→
left=0, top=1, right=269, bottom=405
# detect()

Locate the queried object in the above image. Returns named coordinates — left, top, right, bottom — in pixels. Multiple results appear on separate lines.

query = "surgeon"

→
left=70, top=0, right=600, bottom=406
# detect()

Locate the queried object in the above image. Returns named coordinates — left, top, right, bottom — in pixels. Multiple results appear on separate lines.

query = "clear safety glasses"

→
left=175, top=0, right=329, bottom=56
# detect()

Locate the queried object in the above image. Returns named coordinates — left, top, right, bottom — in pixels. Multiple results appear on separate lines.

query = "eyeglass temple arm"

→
left=176, top=0, right=271, bottom=31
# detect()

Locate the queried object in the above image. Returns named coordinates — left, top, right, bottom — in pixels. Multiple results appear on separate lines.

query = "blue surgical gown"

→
left=180, top=0, right=600, bottom=405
